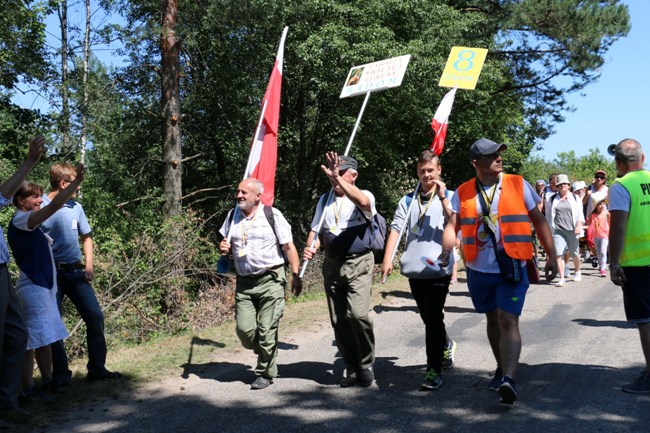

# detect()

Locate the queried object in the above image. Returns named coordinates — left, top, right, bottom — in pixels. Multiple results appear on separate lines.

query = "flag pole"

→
left=299, top=90, right=373, bottom=278
left=223, top=26, right=288, bottom=245
left=381, top=181, right=421, bottom=283
left=243, top=99, right=269, bottom=181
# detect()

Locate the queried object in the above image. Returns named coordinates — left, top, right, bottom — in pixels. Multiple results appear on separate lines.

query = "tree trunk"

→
left=80, top=0, right=90, bottom=165
left=160, top=0, right=185, bottom=318
left=59, top=0, right=71, bottom=155
left=161, top=0, right=182, bottom=217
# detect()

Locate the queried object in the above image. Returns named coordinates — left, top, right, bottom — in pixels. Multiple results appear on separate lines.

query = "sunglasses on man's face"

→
left=595, top=175, right=606, bottom=180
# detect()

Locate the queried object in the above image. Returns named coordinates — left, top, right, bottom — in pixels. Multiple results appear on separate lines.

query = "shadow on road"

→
left=572, top=318, right=636, bottom=329
left=43, top=360, right=650, bottom=433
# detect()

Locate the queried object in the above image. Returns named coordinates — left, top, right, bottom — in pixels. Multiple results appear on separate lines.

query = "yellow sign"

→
left=438, top=47, right=488, bottom=90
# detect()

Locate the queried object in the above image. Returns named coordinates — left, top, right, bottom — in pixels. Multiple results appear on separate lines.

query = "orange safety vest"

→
left=457, top=174, right=532, bottom=262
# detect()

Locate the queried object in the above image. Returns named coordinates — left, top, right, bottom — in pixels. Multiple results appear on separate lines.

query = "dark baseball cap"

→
left=469, top=138, right=508, bottom=160
left=607, top=144, right=617, bottom=156
left=338, top=155, right=358, bottom=171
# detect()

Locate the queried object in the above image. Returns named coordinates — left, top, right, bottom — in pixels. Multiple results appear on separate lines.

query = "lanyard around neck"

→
left=476, top=177, right=499, bottom=210
left=333, top=197, right=346, bottom=225
left=240, top=209, right=259, bottom=246
left=416, top=189, right=437, bottom=228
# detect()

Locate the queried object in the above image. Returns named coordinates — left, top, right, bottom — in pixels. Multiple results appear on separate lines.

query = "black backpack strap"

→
left=263, top=205, right=280, bottom=243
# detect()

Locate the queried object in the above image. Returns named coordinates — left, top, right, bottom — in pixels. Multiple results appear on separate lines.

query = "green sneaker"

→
left=441, top=340, right=456, bottom=369
left=419, top=369, right=443, bottom=391
left=622, top=370, right=650, bottom=394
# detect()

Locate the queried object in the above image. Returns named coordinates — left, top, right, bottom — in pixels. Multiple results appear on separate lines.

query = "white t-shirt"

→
left=310, top=191, right=376, bottom=233
left=586, top=185, right=609, bottom=216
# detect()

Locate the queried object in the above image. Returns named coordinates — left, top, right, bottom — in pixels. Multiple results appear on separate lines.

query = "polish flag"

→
left=430, top=86, right=457, bottom=156
left=245, top=27, right=288, bottom=206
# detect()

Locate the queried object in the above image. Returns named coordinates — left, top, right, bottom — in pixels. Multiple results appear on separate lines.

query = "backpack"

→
left=366, top=212, right=387, bottom=264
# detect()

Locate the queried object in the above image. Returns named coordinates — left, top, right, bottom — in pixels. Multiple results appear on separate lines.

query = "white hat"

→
left=556, top=174, right=570, bottom=186
left=572, top=180, right=586, bottom=190
left=590, top=196, right=607, bottom=211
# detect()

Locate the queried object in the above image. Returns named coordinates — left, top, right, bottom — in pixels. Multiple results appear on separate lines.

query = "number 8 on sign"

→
left=439, top=46, right=488, bottom=90
left=454, top=50, right=475, bottom=72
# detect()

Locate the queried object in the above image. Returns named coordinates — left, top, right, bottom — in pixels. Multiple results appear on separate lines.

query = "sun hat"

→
left=572, top=180, right=587, bottom=190
left=556, top=174, right=570, bottom=185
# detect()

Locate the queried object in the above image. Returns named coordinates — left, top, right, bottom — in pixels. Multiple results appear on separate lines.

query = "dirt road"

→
left=43, top=265, right=650, bottom=432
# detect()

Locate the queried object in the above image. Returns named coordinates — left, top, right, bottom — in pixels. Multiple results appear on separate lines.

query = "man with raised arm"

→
left=303, top=152, right=377, bottom=388
left=42, top=163, right=121, bottom=386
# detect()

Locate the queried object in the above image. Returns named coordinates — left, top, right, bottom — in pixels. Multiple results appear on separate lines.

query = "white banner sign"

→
left=340, top=54, right=411, bottom=98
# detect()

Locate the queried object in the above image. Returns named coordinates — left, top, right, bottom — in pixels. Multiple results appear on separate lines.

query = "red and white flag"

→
left=430, top=86, right=457, bottom=156
left=245, top=27, right=288, bottom=206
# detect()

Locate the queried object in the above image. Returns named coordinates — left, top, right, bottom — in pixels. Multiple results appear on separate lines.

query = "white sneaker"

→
left=555, top=279, right=566, bottom=287
left=564, top=265, right=571, bottom=278
left=573, top=272, right=582, bottom=282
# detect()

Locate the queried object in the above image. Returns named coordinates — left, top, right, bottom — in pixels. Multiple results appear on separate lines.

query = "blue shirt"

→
left=40, top=195, right=92, bottom=263
left=0, top=193, right=12, bottom=264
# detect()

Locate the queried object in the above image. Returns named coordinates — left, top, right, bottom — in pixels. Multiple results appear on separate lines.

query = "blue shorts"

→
left=467, top=266, right=529, bottom=316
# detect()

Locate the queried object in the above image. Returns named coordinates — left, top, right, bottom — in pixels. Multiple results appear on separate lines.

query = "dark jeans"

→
left=408, top=276, right=452, bottom=373
left=52, top=269, right=107, bottom=381
left=0, top=266, right=28, bottom=409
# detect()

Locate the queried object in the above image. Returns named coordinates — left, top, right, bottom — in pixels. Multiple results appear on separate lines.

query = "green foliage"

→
left=0, top=0, right=51, bottom=89
left=64, top=210, right=224, bottom=354
left=521, top=147, right=615, bottom=187
left=553, top=148, right=615, bottom=183
left=1, top=0, right=632, bottom=354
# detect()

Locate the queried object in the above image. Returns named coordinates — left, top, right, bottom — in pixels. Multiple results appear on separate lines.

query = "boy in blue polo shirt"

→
left=41, top=163, right=121, bottom=385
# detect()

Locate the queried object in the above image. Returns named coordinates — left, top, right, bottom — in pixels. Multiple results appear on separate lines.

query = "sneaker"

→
left=340, top=371, right=357, bottom=388
left=591, top=257, right=599, bottom=268
left=564, top=265, right=571, bottom=278
left=357, top=367, right=374, bottom=387
left=250, top=376, right=272, bottom=390
left=419, top=369, right=443, bottom=391
left=441, top=340, right=456, bottom=369
left=498, top=376, right=518, bottom=405
left=555, top=279, right=566, bottom=287
left=487, top=367, right=503, bottom=391
left=573, top=272, right=582, bottom=282
left=600, top=269, right=607, bottom=277
left=622, top=370, right=650, bottom=394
